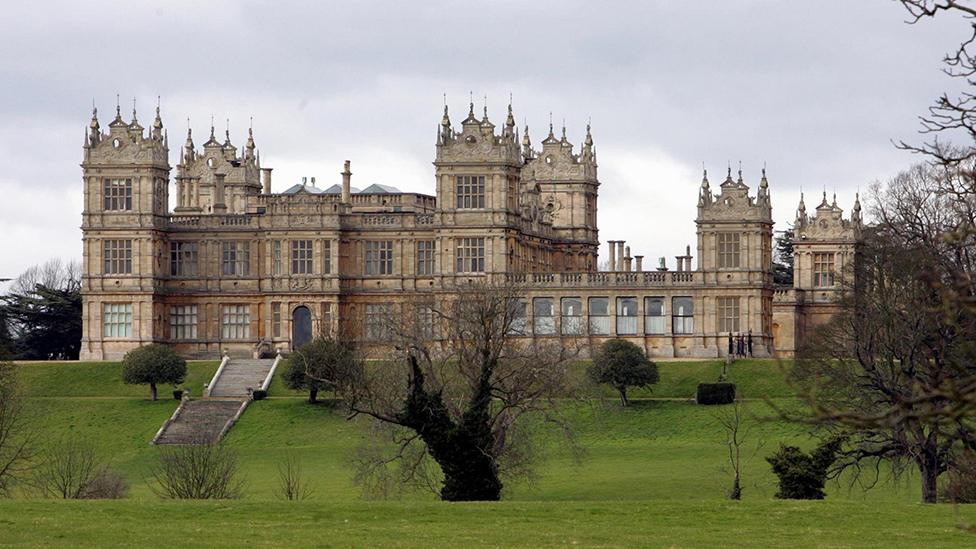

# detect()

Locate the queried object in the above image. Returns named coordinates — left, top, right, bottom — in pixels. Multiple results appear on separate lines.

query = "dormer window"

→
left=103, top=178, right=132, bottom=211
left=207, top=157, right=215, bottom=168
left=112, top=138, right=121, bottom=148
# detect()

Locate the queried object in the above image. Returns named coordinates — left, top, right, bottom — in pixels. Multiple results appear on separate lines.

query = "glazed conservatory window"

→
left=616, top=297, right=638, bottom=335
left=533, top=297, right=555, bottom=335
left=561, top=297, right=583, bottom=335
left=672, top=297, right=694, bottom=335
left=644, top=297, right=665, bottom=334
left=588, top=297, right=610, bottom=335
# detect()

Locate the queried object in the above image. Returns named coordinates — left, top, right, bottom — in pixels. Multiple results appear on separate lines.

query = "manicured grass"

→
left=1, top=499, right=973, bottom=548
left=6, top=358, right=966, bottom=547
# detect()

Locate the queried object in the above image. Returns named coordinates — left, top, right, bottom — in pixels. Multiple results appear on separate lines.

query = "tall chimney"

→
left=261, top=168, right=273, bottom=194
left=607, top=241, right=616, bottom=271
left=617, top=241, right=625, bottom=271
left=635, top=255, right=644, bottom=272
left=624, top=245, right=632, bottom=271
left=341, top=160, right=352, bottom=204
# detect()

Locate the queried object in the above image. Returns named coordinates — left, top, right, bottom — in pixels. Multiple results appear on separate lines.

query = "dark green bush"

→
left=696, top=382, right=736, bottom=405
left=252, top=389, right=267, bottom=401
left=173, top=389, right=183, bottom=400
left=766, top=438, right=842, bottom=499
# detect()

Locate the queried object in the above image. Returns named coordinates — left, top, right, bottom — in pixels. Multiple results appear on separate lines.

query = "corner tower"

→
left=80, top=100, right=171, bottom=360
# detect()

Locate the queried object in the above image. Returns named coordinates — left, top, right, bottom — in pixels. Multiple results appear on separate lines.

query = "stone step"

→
left=154, top=400, right=245, bottom=445
left=208, top=358, right=275, bottom=398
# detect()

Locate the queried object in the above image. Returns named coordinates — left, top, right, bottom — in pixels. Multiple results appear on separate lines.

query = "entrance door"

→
left=292, top=306, right=312, bottom=350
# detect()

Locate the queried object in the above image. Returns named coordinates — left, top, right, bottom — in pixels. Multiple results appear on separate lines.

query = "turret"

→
left=695, top=165, right=773, bottom=277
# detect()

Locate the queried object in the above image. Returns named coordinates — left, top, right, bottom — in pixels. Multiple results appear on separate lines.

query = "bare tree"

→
left=716, top=400, right=763, bottom=500
left=276, top=453, right=313, bottom=501
left=0, top=360, right=33, bottom=497
left=30, top=438, right=116, bottom=499
left=335, top=281, right=582, bottom=501
left=787, top=164, right=976, bottom=503
left=149, top=440, right=243, bottom=499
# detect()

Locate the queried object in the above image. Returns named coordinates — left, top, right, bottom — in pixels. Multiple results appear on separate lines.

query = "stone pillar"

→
left=608, top=241, right=616, bottom=271
left=635, top=255, right=643, bottom=272
left=261, top=168, right=273, bottom=194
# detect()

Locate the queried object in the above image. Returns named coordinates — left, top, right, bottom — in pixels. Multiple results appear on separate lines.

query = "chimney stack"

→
left=341, top=160, right=352, bottom=204
left=261, top=168, right=273, bottom=194
left=635, top=255, right=644, bottom=272
left=607, top=241, right=616, bottom=271
left=624, top=245, right=632, bottom=271
left=617, top=241, right=625, bottom=272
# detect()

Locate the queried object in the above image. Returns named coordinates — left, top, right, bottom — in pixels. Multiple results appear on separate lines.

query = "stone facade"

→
left=79, top=100, right=858, bottom=361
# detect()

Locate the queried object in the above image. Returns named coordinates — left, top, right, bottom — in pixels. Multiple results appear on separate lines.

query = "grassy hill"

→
left=4, top=358, right=975, bottom=547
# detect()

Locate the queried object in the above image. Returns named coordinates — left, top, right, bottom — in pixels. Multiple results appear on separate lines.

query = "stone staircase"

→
left=208, top=359, right=275, bottom=397
left=152, top=356, right=279, bottom=445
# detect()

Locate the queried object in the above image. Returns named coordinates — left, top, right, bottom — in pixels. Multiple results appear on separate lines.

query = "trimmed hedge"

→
left=252, top=389, right=268, bottom=401
left=696, top=383, right=736, bottom=405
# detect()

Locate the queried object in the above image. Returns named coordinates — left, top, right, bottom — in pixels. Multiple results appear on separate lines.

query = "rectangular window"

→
left=170, top=305, right=198, bottom=340
left=416, top=240, right=435, bottom=276
left=221, top=305, right=250, bottom=339
left=272, top=302, right=281, bottom=338
left=417, top=303, right=435, bottom=340
left=616, top=297, right=638, bottom=335
left=103, top=239, right=132, bottom=274
left=717, top=297, right=740, bottom=333
left=672, top=297, right=694, bottom=335
left=272, top=240, right=282, bottom=276
left=103, top=178, right=132, bottom=211
left=322, top=303, right=333, bottom=337
left=507, top=299, right=527, bottom=335
left=221, top=241, right=250, bottom=277
left=814, top=252, right=835, bottom=287
left=323, top=240, right=332, bottom=274
left=455, top=175, right=486, bottom=209
left=291, top=240, right=313, bottom=275
left=102, top=303, right=132, bottom=338
left=533, top=297, right=555, bottom=335
left=588, top=297, right=610, bottom=335
left=169, top=241, right=198, bottom=277
left=644, top=297, right=666, bottom=335
left=455, top=237, right=485, bottom=273
left=365, top=241, right=394, bottom=275
left=365, top=303, right=392, bottom=341
left=717, top=233, right=741, bottom=269
left=561, top=297, right=582, bottom=335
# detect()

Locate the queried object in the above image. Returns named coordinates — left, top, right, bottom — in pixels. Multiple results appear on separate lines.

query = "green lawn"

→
left=5, top=358, right=973, bottom=547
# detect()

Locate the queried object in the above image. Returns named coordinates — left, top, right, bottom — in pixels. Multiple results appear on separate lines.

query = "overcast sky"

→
left=0, top=0, right=966, bottom=283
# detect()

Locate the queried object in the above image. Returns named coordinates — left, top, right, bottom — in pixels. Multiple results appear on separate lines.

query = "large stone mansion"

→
left=78, top=100, right=861, bottom=360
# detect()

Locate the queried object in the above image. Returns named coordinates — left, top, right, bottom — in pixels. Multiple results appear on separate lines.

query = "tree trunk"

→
left=730, top=473, right=742, bottom=500
left=150, top=382, right=157, bottom=401
left=308, top=387, right=318, bottom=404
left=617, top=386, right=629, bottom=407
left=919, top=455, right=939, bottom=504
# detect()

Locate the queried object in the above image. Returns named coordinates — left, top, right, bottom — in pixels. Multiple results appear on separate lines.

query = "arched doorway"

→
left=292, top=306, right=312, bottom=350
